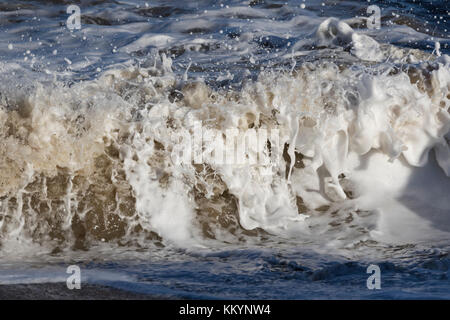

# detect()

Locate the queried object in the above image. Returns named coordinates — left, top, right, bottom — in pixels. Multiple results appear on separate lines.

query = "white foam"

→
left=0, top=24, right=449, bottom=255
left=315, top=18, right=384, bottom=61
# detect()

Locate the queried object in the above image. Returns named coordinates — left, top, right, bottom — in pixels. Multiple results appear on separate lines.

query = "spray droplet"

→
left=435, top=42, right=441, bottom=57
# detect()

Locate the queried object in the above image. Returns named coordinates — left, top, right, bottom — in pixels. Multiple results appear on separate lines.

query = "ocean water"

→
left=0, top=0, right=449, bottom=299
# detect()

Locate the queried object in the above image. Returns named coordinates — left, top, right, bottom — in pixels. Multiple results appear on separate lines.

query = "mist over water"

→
left=0, top=0, right=449, bottom=299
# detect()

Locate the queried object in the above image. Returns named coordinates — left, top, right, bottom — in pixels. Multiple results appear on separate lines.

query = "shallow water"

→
left=0, top=0, right=449, bottom=299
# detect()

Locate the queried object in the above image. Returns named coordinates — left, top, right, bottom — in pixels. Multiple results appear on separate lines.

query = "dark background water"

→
left=0, top=0, right=448, bottom=83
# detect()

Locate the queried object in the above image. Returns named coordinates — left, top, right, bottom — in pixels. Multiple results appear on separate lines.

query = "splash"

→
left=0, top=24, right=449, bottom=256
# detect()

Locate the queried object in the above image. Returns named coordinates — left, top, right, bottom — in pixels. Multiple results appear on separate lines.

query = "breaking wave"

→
left=0, top=19, right=449, bottom=257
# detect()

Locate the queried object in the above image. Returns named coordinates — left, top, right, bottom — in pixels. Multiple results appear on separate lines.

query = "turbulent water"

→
left=0, top=0, right=449, bottom=299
